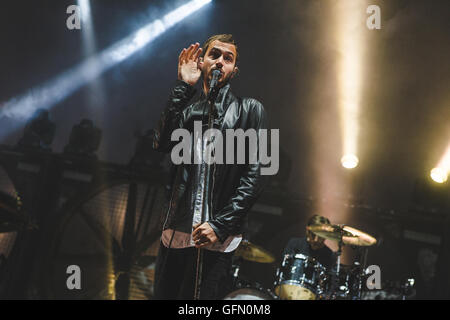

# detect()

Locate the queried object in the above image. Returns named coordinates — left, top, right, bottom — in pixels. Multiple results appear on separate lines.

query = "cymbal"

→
left=307, top=224, right=354, bottom=240
left=342, top=225, right=377, bottom=247
left=307, top=224, right=377, bottom=247
left=235, top=240, right=275, bottom=263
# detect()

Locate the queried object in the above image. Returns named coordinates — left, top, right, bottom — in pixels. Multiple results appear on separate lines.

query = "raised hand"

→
left=178, top=42, right=203, bottom=86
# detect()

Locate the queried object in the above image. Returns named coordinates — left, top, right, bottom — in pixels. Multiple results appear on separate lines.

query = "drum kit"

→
left=225, top=223, right=379, bottom=300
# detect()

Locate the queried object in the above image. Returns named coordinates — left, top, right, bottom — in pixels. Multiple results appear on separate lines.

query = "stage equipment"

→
left=307, top=223, right=377, bottom=247
left=129, top=129, right=165, bottom=167
left=430, top=167, right=448, bottom=184
left=234, top=240, right=275, bottom=264
left=431, top=142, right=450, bottom=184
left=341, top=154, right=359, bottom=169
left=274, top=253, right=326, bottom=300
left=17, top=109, right=55, bottom=151
left=63, top=119, right=102, bottom=157
left=0, top=0, right=212, bottom=127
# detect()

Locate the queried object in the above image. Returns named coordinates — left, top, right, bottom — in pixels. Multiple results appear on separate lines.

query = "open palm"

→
left=178, top=42, right=203, bottom=86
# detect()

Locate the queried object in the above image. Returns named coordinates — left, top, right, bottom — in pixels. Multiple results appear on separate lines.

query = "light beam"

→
left=0, top=0, right=212, bottom=127
left=337, top=1, right=366, bottom=168
left=431, top=142, right=450, bottom=183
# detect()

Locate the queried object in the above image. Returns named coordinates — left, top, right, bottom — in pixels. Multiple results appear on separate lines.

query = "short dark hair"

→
left=200, top=34, right=239, bottom=65
left=307, top=214, right=331, bottom=226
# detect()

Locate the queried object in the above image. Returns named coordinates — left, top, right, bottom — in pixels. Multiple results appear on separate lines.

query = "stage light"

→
left=0, top=0, right=212, bottom=127
left=430, top=167, right=448, bottom=184
left=64, top=119, right=102, bottom=157
left=78, top=0, right=92, bottom=26
left=129, top=129, right=165, bottom=167
left=77, top=0, right=108, bottom=111
left=336, top=1, right=366, bottom=167
left=431, top=143, right=450, bottom=183
left=341, top=154, right=359, bottom=169
left=312, top=1, right=366, bottom=234
left=16, top=109, right=56, bottom=151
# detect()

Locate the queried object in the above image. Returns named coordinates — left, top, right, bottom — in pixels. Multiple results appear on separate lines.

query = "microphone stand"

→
left=194, top=71, right=220, bottom=300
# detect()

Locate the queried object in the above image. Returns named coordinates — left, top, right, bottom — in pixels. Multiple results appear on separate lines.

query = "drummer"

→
left=282, top=214, right=334, bottom=269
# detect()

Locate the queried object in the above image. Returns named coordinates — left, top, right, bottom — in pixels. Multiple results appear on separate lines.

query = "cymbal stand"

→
left=231, top=256, right=243, bottom=289
left=329, top=229, right=344, bottom=299
left=352, top=246, right=367, bottom=300
left=336, top=238, right=343, bottom=276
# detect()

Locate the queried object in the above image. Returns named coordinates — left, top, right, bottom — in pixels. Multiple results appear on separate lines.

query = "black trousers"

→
left=153, top=242, right=233, bottom=300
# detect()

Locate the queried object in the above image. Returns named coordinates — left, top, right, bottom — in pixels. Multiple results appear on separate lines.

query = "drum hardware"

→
left=231, top=240, right=275, bottom=289
left=324, top=262, right=365, bottom=300
left=360, top=278, right=416, bottom=300
left=306, top=223, right=377, bottom=300
left=401, top=279, right=415, bottom=300
left=224, top=286, right=278, bottom=300
left=307, top=223, right=377, bottom=247
left=226, top=225, right=380, bottom=300
left=230, top=255, right=244, bottom=289
left=227, top=240, right=277, bottom=300
left=274, top=253, right=326, bottom=300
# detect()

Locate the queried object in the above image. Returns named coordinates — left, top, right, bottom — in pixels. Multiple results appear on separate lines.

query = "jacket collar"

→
left=200, top=83, right=234, bottom=118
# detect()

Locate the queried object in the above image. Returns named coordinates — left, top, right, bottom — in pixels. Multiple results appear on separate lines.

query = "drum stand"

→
left=329, top=237, right=344, bottom=300
left=326, top=224, right=345, bottom=300
left=336, top=238, right=343, bottom=276
left=308, top=222, right=377, bottom=300
left=231, top=256, right=243, bottom=289
left=352, top=246, right=369, bottom=300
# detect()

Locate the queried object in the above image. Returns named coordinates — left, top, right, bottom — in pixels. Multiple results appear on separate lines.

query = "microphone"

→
left=208, top=69, right=221, bottom=100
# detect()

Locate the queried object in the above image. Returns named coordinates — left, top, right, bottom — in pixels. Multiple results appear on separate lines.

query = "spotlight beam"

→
left=78, top=0, right=93, bottom=33
left=78, top=0, right=97, bottom=57
left=431, top=142, right=450, bottom=183
left=0, top=0, right=212, bottom=125
left=337, top=1, right=366, bottom=167
left=77, top=0, right=107, bottom=111
left=437, top=143, right=450, bottom=171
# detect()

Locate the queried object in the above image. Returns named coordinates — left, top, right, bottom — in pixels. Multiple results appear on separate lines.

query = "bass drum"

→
left=224, top=288, right=275, bottom=300
left=274, top=253, right=326, bottom=300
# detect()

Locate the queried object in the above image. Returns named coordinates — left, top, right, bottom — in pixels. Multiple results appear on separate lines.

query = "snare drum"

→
left=274, top=253, right=326, bottom=300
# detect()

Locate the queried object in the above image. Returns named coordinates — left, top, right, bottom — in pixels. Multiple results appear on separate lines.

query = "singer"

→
left=152, top=34, right=268, bottom=299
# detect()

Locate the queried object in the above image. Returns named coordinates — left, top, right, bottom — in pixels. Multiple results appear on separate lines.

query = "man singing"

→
left=152, top=34, right=268, bottom=299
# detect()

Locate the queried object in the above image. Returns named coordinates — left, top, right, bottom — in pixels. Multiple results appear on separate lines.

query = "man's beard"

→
left=203, top=69, right=232, bottom=89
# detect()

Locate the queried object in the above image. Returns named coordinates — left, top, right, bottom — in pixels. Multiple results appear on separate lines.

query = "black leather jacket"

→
left=153, top=80, right=267, bottom=242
